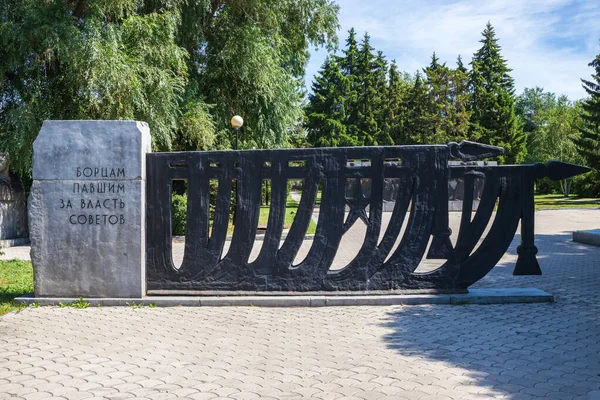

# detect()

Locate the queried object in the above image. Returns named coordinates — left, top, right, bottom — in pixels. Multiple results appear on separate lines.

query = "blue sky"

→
left=305, top=0, right=600, bottom=100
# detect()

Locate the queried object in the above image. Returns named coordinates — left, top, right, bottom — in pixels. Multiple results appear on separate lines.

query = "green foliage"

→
left=384, top=62, right=412, bottom=144
left=405, top=53, right=471, bottom=145
left=404, top=73, right=431, bottom=144
left=515, top=88, right=584, bottom=195
left=306, top=30, right=472, bottom=148
left=0, top=2, right=188, bottom=178
left=0, top=259, right=33, bottom=316
left=126, top=301, right=156, bottom=308
left=353, top=35, right=383, bottom=145
left=469, top=22, right=525, bottom=164
left=305, top=56, right=354, bottom=147
left=59, top=297, right=90, bottom=308
left=534, top=194, right=600, bottom=210
left=0, top=0, right=340, bottom=180
left=306, top=29, right=412, bottom=147
left=186, top=0, right=339, bottom=151
left=171, top=193, right=187, bottom=236
left=575, top=50, right=600, bottom=196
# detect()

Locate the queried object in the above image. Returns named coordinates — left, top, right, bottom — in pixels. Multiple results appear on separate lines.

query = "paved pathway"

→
left=1, top=210, right=600, bottom=399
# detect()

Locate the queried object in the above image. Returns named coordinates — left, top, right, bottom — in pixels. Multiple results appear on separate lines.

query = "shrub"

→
left=171, top=194, right=187, bottom=236
left=573, top=171, right=600, bottom=198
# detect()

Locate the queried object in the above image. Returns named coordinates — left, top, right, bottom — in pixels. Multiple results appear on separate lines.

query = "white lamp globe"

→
left=231, top=115, right=244, bottom=129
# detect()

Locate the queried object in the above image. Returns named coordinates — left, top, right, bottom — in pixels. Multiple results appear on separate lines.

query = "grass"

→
left=257, top=193, right=318, bottom=234
left=534, top=194, right=600, bottom=211
left=0, top=259, right=33, bottom=316
left=59, top=297, right=90, bottom=308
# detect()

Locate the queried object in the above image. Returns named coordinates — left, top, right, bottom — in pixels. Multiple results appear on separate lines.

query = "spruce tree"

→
left=384, top=61, right=410, bottom=144
left=339, top=28, right=360, bottom=79
left=339, top=28, right=360, bottom=141
left=305, top=57, right=356, bottom=147
left=575, top=50, right=600, bottom=194
left=420, top=53, right=470, bottom=144
left=373, top=51, right=393, bottom=145
left=456, top=55, right=467, bottom=74
left=404, top=73, right=432, bottom=144
left=469, top=23, right=525, bottom=163
left=423, top=53, right=450, bottom=143
left=448, top=56, right=471, bottom=142
left=354, top=33, right=380, bottom=146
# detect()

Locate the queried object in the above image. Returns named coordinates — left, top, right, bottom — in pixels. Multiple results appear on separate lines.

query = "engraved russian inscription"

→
left=62, top=166, right=127, bottom=226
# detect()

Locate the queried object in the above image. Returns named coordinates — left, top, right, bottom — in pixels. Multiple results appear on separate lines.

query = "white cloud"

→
left=306, top=0, right=600, bottom=100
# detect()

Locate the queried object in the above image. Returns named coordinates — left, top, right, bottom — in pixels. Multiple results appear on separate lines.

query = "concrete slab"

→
left=15, top=288, right=553, bottom=307
left=573, top=229, right=600, bottom=246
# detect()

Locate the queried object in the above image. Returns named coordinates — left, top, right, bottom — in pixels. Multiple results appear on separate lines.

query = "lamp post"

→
left=230, top=116, right=243, bottom=225
left=231, top=115, right=244, bottom=150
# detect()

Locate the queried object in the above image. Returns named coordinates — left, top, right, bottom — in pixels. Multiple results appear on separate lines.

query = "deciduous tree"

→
left=0, top=0, right=340, bottom=179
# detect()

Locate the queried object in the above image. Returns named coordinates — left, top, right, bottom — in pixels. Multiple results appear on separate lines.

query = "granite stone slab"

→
left=29, top=121, right=150, bottom=298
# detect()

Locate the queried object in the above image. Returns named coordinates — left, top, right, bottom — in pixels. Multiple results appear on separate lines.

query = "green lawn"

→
left=534, top=194, right=600, bottom=211
left=0, top=259, right=33, bottom=316
left=257, top=193, right=318, bottom=234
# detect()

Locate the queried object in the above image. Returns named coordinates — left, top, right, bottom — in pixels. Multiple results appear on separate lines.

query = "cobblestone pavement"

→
left=1, top=210, right=600, bottom=399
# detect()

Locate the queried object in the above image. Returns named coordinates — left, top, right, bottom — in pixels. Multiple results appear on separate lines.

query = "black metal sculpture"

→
left=146, top=142, right=589, bottom=293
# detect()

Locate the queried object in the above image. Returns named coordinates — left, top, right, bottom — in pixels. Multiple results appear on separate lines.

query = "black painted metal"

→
left=146, top=142, right=590, bottom=293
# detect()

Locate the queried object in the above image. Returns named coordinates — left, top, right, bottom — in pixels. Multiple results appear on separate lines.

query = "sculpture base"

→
left=16, top=288, right=553, bottom=307
left=573, top=229, right=600, bottom=247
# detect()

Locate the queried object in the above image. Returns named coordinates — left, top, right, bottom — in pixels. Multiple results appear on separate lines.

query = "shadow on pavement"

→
left=379, top=233, right=600, bottom=398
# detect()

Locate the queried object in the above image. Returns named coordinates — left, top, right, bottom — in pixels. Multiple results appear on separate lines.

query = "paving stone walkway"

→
left=1, top=210, right=600, bottom=399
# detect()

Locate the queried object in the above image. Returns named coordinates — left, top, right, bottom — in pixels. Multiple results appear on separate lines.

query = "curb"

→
left=15, top=288, right=553, bottom=307
left=573, top=229, right=600, bottom=247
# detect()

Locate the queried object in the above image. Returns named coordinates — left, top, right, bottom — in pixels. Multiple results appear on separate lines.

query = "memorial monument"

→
left=25, top=120, right=589, bottom=303
left=29, top=121, right=151, bottom=297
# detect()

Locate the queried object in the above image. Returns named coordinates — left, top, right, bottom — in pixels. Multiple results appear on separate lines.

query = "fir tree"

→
left=405, top=73, right=432, bottom=144
left=339, top=28, right=360, bottom=78
left=448, top=56, right=471, bottom=142
left=305, top=57, right=355, bottom=147
left=456, top=55, right=467, bottom=74
left=469, top=22, right=525, bottom=163
left=423, top=52, right=450, bottom=143
left=575, top=50, right=600, bottom=194
left=339, top=28, right=360, bottom=141
left=372, top=51, right=393, bottom=145
left=354, top=33, right=380, bottom=146
left=420, top=53, right=470, bottom=144
left=384, top=61, right=410, bottom=144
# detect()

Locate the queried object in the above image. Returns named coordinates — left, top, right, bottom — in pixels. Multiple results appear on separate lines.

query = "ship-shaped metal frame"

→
left=146, top=142, right=589, bottom=293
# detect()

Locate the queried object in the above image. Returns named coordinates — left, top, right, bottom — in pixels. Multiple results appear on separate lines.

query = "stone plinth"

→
left=573, top=229, right=600, bottom=247
left=29, top=121, right=151, bottom=298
